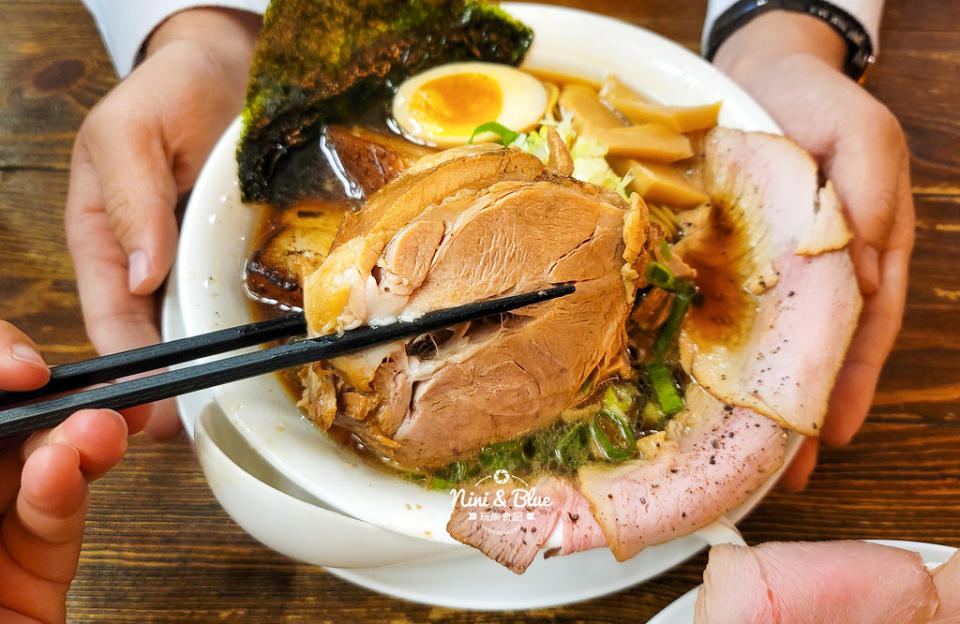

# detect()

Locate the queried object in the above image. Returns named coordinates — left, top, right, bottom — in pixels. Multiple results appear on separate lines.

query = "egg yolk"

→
left=408, top=73, right=503, bottom=137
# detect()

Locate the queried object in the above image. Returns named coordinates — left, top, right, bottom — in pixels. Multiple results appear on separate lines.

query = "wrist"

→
left=144, top=8, right=261, bottom=69
left=713, top=11, right=846, bottom=80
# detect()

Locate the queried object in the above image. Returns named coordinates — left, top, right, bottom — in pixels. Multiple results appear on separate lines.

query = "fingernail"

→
left=857, top=245, right=880, bottom=295
left=11, top=342, right=47, bottom=369
left=128, top=250, right=149, bottom=293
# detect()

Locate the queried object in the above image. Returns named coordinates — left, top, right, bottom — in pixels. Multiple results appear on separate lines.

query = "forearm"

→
left=703, top=0, right=885, bottom=57
left=142, top=7, right=262, bottom=90
left=145, top=7, right=262, bottom=60
left=81, top=0, right=267, bottom=76
left=713, top=11, right=846, bottom=77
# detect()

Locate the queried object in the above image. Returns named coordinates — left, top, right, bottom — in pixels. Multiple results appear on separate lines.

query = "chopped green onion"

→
left=644, top=260, right=701, bottom=302
left=592, top=409, right=636, bottom=461
left=468, top=121, right=519, bottom=146
left=659, top=240, right=672, bottom=261
left=555, top=423, right=590, bottom=469
left=407, top=472, right=428, bottom=486
left=641, top=401, right=664, bottom=430
left=653, top=293, right=691, bottom=358
left=427, top=460, right=469, bottom=490
left=603, top=385, right=633, bottom=418
left=429, top=476, right=453, bottom=490
left=645, top=258, right=699, bottom=359
left=646, top=359, right=684, bottom=416
left=645, top=261, right=675, bottom=290
left=449, top=460, right=468, bottom=482
left=521, top=437, right=543, bottom=463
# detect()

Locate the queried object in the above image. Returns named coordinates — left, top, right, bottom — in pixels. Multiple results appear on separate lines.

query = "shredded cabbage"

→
left=507, top=128, right=550, bottom=162
left=509, top=110, right=632, bottom=200
left=570, top=136, right=632, bottom=199
left=538, top=110, right=575, bottom=145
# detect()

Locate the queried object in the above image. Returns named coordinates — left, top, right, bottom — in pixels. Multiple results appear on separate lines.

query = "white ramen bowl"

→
left=175, top=1, right=798, bottom=576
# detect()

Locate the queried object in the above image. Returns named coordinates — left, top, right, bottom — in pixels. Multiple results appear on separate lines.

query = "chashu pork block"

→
left=300, top=143, right=655, bottom=468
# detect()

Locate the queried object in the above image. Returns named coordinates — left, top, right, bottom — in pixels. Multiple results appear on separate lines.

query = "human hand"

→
left=65, top=8, right=261, bottom=439
left=713, top=11, right=915, bottom=490
left=0, top=322, right=128, bottom=623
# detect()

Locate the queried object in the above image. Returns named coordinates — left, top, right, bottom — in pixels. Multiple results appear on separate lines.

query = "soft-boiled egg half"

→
left=391, top=62, right=548, bottom=148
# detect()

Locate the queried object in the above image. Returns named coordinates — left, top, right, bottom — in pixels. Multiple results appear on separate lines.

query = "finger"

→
left=822, top=160, right=914, bottom=447
left=778, top=436, right=819, bottom=492
left=143, top=398, right=183, bottom=440
left=821, top=263, right=903, bottom=446
left=119, top=404, right=155, bottom=437
left=21, top=409, right=127, bottom=481
left=823, top=104, right=905, bottom=295
left=80, top=91, right=179, bottom=296
left=4, top=443, right=87, bottom=585
left=0, top=448, right=21, bottom=512
left=65, top=137, right=163, bottom=435
left=0, top=321, right=49, bottom=392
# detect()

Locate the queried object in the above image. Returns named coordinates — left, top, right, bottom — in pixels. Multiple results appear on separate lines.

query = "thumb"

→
left=79, top=98, right=180, bottom=296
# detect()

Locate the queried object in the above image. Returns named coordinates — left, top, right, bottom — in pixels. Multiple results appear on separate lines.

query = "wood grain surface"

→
left=1, top=1, right=958, bottom=622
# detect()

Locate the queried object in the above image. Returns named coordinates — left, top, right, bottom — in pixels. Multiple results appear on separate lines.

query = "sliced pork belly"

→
left=446, top=476, right=605, bottom=574
left=932, top=550, right=960, bottom=623
left=577, top=385, right=786, bottom=561
left=677, top=128, right=862, bottom=435
left=447, top=385, right=784, bottom=568
left=300, top=144, right=655, bottom=468
left=695, top=541, right=940, bottom=624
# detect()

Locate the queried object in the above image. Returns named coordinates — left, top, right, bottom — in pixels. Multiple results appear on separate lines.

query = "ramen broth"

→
left=241, top=68, right=743, bottom=484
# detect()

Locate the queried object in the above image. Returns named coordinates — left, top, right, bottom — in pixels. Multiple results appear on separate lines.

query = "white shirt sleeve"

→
left=702, top=0, right=884, bottom=56
left=81, top=0, right=269, bottom=78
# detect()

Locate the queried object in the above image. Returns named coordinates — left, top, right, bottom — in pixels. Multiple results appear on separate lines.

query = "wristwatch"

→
left=704, top=0, right=876, bottom=82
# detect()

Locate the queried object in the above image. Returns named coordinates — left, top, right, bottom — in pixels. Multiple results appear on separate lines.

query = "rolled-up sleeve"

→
left=81, top=0, right=268, bottom=77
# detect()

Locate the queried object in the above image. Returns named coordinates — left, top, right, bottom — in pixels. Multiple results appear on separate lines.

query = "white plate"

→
left=649, top=540, right=958, bottom=624
left=174, top=0, right=797, bottom=602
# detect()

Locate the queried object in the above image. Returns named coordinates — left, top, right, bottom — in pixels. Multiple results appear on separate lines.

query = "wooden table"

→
left=2, top=1, right=958, bottom=621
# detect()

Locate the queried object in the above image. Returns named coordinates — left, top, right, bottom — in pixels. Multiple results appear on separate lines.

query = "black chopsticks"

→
left=0, top=285, right=574, bottom=437
left=0, top=313, right=307, bottom=408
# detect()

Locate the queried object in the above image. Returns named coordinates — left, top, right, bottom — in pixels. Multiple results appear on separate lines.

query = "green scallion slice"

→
left=653, top=293, right=691, bottom=358
left=555, top=423, right=590, bottom=469
left=646, top=359, right=684, bottom=416
left=645, top=261, right=675, bottom=290
left=592, top=409, right=636, bottom=461
left=602, top=385, right=633, bottom=418
left=468, top=121, right=519, bottom=146
left=659, top=239, right=672, bottom=260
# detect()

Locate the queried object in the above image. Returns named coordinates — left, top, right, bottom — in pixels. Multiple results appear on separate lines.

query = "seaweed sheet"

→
left=237, top=0, right=534, bottom=203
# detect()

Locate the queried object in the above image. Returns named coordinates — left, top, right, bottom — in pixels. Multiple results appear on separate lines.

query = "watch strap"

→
left=704, top=0, right=876, bottom=82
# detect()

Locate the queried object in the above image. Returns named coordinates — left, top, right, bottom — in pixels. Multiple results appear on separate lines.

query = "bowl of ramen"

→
left=174, top=0, right=859, bottom=587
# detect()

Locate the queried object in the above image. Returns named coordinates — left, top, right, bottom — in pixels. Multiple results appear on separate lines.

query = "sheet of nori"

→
left=237, top=0, right=533, bottom=203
